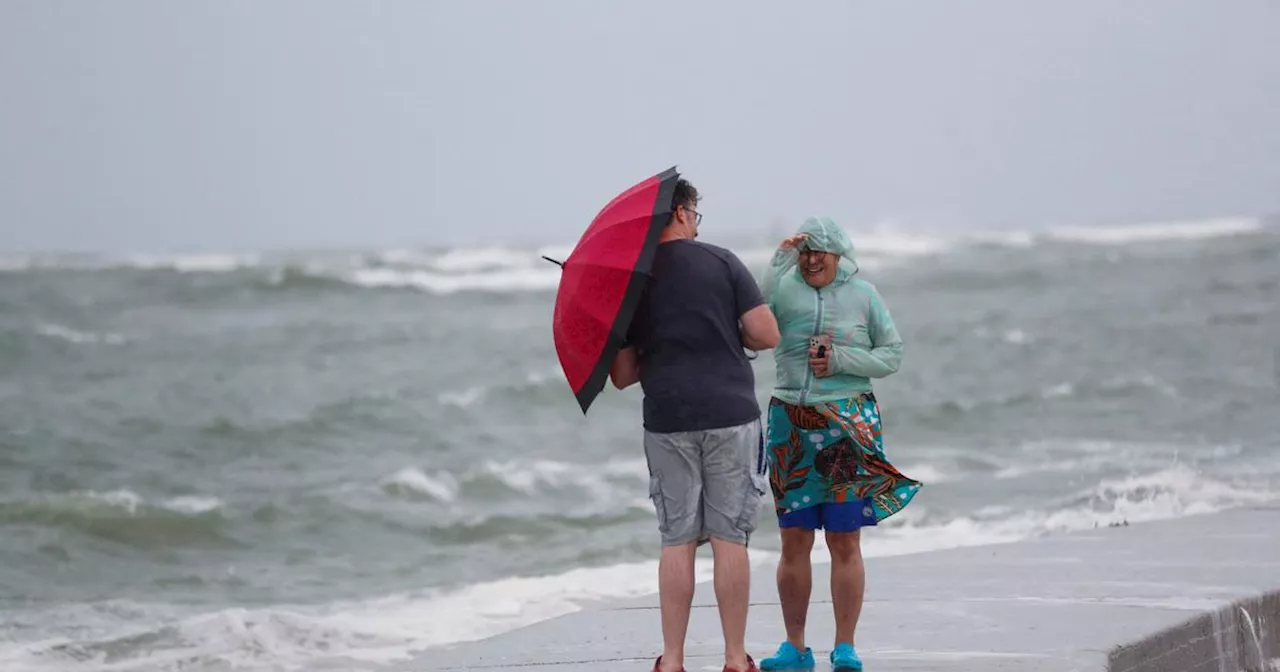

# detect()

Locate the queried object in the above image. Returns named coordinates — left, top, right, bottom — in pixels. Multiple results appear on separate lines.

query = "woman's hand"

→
left=779, top=233, right=808, bottom=250
left=808, top=334, right=832, bottom=377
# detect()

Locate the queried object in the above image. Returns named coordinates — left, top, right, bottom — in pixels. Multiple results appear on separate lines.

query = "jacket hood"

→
left=797, top=216, right=859, bottom=277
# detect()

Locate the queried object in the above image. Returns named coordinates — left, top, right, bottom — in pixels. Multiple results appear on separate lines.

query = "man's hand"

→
left=610, top=346, right=640, bottom=389
left=779, top=233, right=808, bottom=250
left=808, top=334, right=832, bottom=377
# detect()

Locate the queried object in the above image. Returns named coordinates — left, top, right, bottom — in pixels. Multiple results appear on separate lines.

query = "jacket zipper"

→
left=799, top=287, right=824, bottom=404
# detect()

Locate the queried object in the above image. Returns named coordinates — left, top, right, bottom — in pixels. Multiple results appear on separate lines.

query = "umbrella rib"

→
left=565, top=261, right=651, bottom=275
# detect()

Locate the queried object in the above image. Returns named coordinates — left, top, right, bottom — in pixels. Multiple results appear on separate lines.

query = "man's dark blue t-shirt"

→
left=625, top=239, right=766, bottom=434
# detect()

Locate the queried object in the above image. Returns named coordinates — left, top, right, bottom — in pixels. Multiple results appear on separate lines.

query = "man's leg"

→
left=709, top=536, right=750, bottom=669
left=658, top=541, right=698, bottom=672
left=777, top=525, right=816, bottom=649
left=825, top=529, right=865, bottom=648
left=644, top=430, right=704, bottom=672
left=700, top=419, right=767, bottom=671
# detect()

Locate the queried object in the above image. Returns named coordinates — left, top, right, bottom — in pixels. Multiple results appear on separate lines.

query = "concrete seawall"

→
left=397, top=505, right=1279, bottom=671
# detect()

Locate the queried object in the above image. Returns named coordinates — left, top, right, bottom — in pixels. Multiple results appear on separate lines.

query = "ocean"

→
left=1, top=216, right=1277, bottom=671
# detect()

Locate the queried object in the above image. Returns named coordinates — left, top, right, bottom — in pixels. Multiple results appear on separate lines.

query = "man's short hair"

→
left=671, top=178, right=700, bottom=211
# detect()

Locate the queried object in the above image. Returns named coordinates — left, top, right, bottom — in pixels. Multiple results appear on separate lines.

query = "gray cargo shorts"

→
left=642, top=417, right=769, bottom=547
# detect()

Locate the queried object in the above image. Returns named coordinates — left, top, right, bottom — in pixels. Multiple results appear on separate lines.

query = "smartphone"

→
left=809, top=336, right=826, bottom=358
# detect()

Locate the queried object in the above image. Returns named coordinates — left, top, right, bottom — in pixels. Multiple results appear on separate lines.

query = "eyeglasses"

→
left=682, top=206, right=702, bottom=225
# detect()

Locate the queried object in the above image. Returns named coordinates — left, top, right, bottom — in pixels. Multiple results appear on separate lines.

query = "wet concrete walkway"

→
left=396, top=505, right=1280, bottom=671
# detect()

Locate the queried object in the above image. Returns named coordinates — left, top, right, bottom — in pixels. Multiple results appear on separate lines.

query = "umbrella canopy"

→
left=548, top=166, right=680, bottom=413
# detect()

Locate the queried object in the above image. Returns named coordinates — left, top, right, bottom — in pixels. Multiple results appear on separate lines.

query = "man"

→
left=757, top=217, right=922, bottom=672
left=610, top=177, right=781, bottom=672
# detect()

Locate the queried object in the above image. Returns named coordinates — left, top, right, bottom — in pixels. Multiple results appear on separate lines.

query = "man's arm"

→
left=729, top=251, right=781, bottom=351
left=610, top=346, right=640, bottom=389
left=828, top=287, right=903, bottom=378
left=740, top=304, right=780, bottom=351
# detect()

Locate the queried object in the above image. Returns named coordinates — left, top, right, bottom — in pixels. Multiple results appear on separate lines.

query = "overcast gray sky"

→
left=2, top=0, right=1278, bottom=254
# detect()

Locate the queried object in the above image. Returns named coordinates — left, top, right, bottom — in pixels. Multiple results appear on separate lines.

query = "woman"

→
left=758, top=216, right=922, bottom=672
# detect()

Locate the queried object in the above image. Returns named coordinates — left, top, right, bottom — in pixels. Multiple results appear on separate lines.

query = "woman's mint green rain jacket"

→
left=761, top=217, right=904, bottom=406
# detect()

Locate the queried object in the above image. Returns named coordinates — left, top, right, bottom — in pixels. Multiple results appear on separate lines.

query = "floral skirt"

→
left=765, top=393, right=921, bottom=521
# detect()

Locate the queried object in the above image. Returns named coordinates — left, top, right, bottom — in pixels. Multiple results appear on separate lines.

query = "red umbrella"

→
left=543, top=166, right=680, bottom=413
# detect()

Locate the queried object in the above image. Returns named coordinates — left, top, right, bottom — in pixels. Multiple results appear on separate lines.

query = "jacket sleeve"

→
left=829, top=285, right=903, bottom=378
left=761, top=247, right=798, bottom=307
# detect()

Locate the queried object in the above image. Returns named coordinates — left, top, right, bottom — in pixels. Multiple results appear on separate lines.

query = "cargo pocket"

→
left=735, top=425, right=769, bottom=532
left=649, top=475, right=670, bottom=534
left=735, top=468, right=769, bottom=533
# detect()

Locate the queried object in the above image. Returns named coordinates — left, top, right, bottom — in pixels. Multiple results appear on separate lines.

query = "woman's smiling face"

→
left=799, top=248, right=839, bottom=288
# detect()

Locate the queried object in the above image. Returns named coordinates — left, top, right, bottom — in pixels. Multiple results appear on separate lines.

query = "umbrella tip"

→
left=540, top=255, right=564, bottom=267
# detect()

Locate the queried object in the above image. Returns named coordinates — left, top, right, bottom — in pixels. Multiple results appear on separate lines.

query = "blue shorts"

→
left=777, top=499, right=879, bottom=533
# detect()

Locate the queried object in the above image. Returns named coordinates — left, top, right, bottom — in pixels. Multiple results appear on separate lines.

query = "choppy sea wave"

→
left=0, top=216, right=1269, bottom=296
